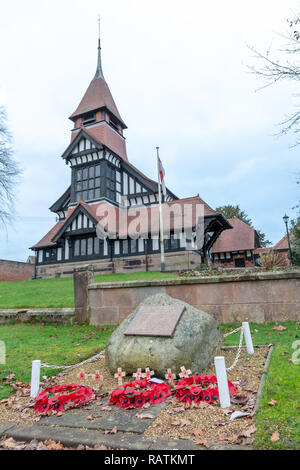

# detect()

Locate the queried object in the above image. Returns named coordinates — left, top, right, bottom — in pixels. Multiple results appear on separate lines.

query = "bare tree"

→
left=0, top=106, right=21, bottom=227
left=248, top=13, right=300, bottom=145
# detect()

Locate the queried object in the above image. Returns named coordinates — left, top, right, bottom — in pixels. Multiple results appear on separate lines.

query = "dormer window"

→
left=82, top=113, right=96, bottom=126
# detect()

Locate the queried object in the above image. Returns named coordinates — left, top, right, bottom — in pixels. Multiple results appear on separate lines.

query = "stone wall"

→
left=35, top=250, right=202, bottom=279
left=88, top=271, right=300, bottom=325
left=0, top=308, right=74, bottom=324
left=0, top=260, right=35, bottom=282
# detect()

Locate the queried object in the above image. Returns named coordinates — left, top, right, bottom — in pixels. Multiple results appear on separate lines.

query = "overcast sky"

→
left=0, top=0, right=299, bottom=262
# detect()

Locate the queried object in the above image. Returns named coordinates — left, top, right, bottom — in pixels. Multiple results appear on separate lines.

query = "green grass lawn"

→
left=223, top=321, right=300, bottom=450
left=0, top=323, right=117, bottom=400
left=0, top=320, right=298, bottom=449
left=0, top=272, right=178, bottom=309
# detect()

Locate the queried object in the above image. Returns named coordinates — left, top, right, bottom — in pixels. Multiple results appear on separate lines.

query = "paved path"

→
left=0, top=398, right=251, bottom=450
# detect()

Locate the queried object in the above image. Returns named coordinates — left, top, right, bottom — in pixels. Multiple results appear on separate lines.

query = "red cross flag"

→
left=158, top=157, right=167, bottom=199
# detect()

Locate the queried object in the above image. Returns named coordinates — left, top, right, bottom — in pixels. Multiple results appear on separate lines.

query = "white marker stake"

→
left=214, top=356, right=231, bottom=408
left=242, top=322, right=254, bottom=355
left=30, top=360, right=41, bottom=398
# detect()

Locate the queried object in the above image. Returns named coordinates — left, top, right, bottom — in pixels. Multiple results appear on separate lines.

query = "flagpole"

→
left=156, top=147, right=165, bottom=272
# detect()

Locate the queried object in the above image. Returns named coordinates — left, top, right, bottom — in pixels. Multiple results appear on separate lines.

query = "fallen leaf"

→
left=94, top=444, right=109, bottom=450
left=239, top=425, right=257, bottom=438
left=191, top=428, right=205, bottom=437
left=1, top=437, right=18, bottom=449
left=2, top=374, right=16, bottom=384
left=43, top=440, right=64, bottom=450
left=268, top=400, right=278, bottom=406
left=270, top=430, right=280, bottom=442
left=167, top=406, right=185, bottom=415
left=218, top=433, right=239, bottom=443
left=104, top=426, right=117, bottom=435
left=101, top=406, right=112, bottom=412
left=231, top=393, right=249, bottom=405
left=87, top=414, right=95, bottom=421
left=272, top=325, right=287, bottom=331
left=193, top=438, right=210, bottom=448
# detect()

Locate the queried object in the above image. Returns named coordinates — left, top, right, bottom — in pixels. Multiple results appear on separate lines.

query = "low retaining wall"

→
left=0, top=308, right=75, bottom=324
left=35, top=251, right=201, bottom=279
left=88, top=271, right=300, bottom=325
left=0, top=260, right=35, bottom=282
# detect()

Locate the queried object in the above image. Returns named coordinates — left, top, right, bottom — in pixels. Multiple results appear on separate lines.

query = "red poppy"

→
left=175, top=375, right=236, bottom=406
left=109, top=379, right=171, bottom=409
left=34, top=384, right=94, bottom=415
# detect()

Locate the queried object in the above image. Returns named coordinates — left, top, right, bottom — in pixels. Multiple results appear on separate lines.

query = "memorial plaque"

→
left=124, top=305, right=185, bottom=337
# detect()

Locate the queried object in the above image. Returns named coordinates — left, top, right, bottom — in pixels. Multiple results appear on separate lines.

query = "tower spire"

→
left=94, top=16, right=104, bottom=80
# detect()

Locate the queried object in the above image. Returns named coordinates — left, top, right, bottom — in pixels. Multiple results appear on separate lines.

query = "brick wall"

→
left=87, top=271, right=300, bottom=325
left=0, top=260, right=35, bottom=282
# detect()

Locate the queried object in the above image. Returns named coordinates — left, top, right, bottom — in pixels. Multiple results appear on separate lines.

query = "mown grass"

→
left=223, top=321, right=300, bottom=450
left=0, top=323, right=117, bottom=400
left=0, top=272, right=178, bottom=309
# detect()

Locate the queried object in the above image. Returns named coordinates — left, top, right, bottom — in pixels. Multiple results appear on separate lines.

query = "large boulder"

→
left=105, top=293, right=223, bottom=377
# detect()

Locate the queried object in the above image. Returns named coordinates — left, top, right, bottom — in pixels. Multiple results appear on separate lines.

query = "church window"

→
left=81, top=239, right=86, bottom=256
left=170, top=234, right=179, bottom=250
left=152, top=238, right=159, bottom=251
left=123, top=173, right=128, bottom=195
left=75, top=164, right=101, bottom=202
left=122, top=240, right=128, bottom=254
left=129, top=177, right=135, bottom=194
left=106, top=165, right=116, bottom=201
left=114, top=240, right=120, bottom=255
left=87, top=237, right=93, bottom=255
left=131, top=239, right=137, bottom=254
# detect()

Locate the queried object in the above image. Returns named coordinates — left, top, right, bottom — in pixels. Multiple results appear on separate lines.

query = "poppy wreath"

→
left=34, top=383, right=94, bottom=414
left=175, top=375, right=236, bottom=405
left=109, top=378, right=171, bottom=409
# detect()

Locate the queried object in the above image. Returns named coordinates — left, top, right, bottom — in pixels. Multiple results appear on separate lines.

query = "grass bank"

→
left=0, top=272, right=178, bottom=309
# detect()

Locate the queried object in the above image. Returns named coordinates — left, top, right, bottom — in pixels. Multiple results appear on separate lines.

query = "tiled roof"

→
left=211, top=218, right=256, bottom=253
left=69, top=77, right=126, bottom=128
left=273, top=234, right=293, bottom=250
left=71, top=124, right=127, bottom=161
left=32, top=196, right=222, bottom=248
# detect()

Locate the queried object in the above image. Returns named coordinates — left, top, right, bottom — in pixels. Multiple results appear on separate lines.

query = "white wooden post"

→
left=30, top=360, right=41, bottom=398
left=242, top=322, right=254, bottom=355
left=214, top=356, right=231, bottom=408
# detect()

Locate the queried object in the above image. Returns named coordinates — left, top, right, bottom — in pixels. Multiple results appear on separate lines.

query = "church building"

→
left=31, top=31, right=231, bottom=278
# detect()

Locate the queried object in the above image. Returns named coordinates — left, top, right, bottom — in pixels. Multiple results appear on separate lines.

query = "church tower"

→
left=68, top=19, right=127, bottom=161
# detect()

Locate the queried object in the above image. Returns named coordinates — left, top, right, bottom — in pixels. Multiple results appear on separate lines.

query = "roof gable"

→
left=211, top=218, right=256, bottom=253
left=61, top=129, right=103, bottom=160
left=52, top=201, right=99, bottom=242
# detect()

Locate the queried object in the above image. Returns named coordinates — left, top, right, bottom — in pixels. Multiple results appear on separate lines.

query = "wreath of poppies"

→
left=34, top=383, right=94, bottom=414
left=175, top=375, right=236, bottom=405
left=109, top=378, right=171, bottom=409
